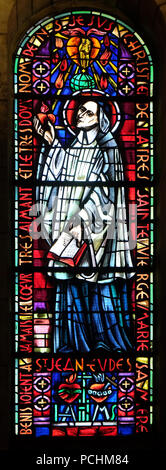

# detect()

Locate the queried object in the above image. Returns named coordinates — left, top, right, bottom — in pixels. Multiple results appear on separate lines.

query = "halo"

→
left=63, top=90, right=121, bottom=136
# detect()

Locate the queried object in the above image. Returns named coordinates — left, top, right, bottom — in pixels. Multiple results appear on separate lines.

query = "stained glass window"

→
left=13, top=10, right=154, bottom=438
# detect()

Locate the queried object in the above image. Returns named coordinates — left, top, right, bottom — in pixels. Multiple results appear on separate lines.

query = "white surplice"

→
left=36, top=121, right=134, bottom=283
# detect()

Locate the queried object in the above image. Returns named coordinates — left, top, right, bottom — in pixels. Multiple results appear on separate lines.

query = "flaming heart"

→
left=88, top=373, right=112, bottom=403
left=58, top=374, right=81, bottom=403
left=37, top=102, right=56, bottom=125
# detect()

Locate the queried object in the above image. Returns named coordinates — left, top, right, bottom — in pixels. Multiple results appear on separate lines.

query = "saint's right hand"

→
left=33, top=117, right=55, bottom=144
left=33, top=116, right=44, bottom=136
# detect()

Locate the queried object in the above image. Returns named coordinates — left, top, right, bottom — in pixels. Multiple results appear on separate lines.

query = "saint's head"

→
left=76, top=101, right=98, bottom=130
left=75, top=99, right=110, bottom=135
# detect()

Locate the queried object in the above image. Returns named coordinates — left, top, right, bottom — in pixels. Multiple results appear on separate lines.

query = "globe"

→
left=70, top=73, right=95, bottom=91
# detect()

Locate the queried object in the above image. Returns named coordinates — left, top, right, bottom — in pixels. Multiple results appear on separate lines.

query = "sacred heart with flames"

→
left=88, top=373, right=113, bottom=403
left=58, top=374, right=82, bottom=403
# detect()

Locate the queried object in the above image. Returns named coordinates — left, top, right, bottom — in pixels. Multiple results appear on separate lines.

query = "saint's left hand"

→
left=69, top=223, right=82, bottom=248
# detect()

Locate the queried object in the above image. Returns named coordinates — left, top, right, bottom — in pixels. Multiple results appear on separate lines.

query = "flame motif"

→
left=55, top=37, right=63, bottom=48
left=66, top=373, right=77, bottom=384
left=40, top=102, right=49, bottom=113
left=100, top=75, right=108, bottom=89
left=60, top=57, right=68, bottom=72
left=55, top=72, right=64, bottom=89
left=104, top=34, right=110, bottom=47
left=100, top=49, right=112, bottom=66
left=52, top=51, right=60, bottom=64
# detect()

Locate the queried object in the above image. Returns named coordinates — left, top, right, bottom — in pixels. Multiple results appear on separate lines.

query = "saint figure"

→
left=34, top=98, right=134, bottom=353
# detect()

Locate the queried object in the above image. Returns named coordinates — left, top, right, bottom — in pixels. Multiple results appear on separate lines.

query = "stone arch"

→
left=0, top=0, right=165, bottom=456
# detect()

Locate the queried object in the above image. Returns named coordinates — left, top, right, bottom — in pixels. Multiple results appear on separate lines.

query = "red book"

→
left=47, top=231, right=87, bottom=267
